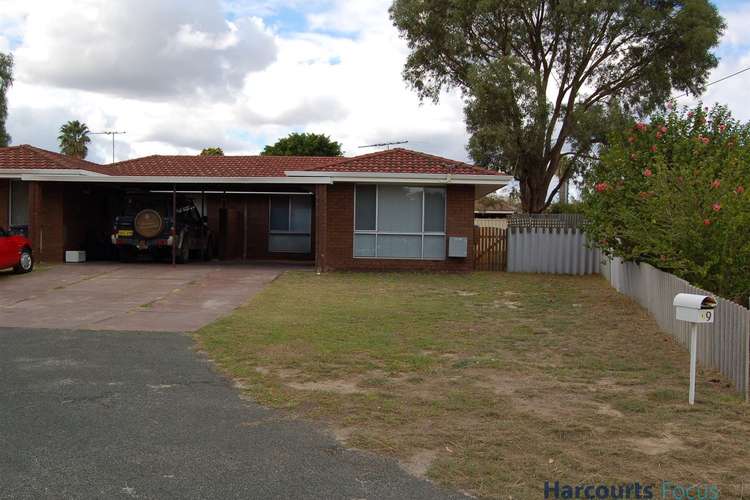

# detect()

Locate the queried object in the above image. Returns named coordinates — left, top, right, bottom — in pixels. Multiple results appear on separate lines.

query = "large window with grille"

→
left=353, top=185, right=446, bottom=260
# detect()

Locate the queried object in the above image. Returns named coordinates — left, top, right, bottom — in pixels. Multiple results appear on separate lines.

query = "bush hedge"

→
left=582, top=104, right=750, bottom=305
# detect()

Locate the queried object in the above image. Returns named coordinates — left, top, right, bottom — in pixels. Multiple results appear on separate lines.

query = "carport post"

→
left=172, top=184, right=177, bottom=266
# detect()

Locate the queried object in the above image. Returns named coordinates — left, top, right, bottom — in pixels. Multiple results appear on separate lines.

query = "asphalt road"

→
left=0, top=328, right=463, bottom=499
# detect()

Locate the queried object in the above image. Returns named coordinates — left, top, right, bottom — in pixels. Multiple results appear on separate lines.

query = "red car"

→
left=0, top=227, right=33, bottom=273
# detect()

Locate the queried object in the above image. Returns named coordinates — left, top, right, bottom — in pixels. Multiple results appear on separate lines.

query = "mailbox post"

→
left=673, top=293, right=717, bottom=405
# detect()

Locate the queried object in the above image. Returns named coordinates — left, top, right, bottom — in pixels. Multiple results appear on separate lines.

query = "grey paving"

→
left=0, top=263, right=296, bottom=332
left=0, top=328, right=463, bottom=500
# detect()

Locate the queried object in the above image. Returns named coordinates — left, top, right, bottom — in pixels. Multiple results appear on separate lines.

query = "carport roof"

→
left=108, top=154, right=341, bottom=177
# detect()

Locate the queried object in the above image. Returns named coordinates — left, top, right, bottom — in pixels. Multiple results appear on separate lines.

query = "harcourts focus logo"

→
left=544, top=481, right=720, bottom=499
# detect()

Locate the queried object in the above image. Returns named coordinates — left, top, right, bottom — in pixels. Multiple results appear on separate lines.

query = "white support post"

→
left=689, top=324, right=698, bottom=405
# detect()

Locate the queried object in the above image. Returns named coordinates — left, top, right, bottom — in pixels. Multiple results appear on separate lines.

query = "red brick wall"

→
left=321, top=183, right=475, bottom=272
left=28, top=182, right=65, bottom=262
left=0, top=179, right=8, bottom=228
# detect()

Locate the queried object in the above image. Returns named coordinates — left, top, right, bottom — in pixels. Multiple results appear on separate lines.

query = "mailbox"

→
left=673, top=293, right=717, bottom=324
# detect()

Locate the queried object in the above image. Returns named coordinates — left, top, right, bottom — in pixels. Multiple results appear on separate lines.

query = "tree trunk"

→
left=519, top=174, right=551, bottom=213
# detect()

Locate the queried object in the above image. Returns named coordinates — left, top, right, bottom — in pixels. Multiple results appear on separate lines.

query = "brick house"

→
left=0, top=145, right=511, bottom=271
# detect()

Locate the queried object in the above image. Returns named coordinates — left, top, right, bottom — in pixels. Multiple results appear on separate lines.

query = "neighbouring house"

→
left=0, top=145, right=511, bottom=271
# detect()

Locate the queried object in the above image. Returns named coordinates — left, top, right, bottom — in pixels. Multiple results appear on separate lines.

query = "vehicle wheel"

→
left=13, top=249, right=33, bottom=274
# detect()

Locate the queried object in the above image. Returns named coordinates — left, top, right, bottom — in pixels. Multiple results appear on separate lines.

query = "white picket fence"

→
left=602, top=257, right=750, bottom=400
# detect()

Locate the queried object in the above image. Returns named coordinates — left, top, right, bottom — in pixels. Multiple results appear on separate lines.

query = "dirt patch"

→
left=595, top=403, right=624, bottom=418
left=330, top=426, right=357, bottom=444
left=493, top=300, right=522, bottom=309
left=628, top=434, right=686, bottom=455
left=401, top=449, right=439, bottom=477
left=287, top=379, right=366, bottom=394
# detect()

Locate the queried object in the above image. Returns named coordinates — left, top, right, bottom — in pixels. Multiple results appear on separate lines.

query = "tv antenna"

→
left=91, top=130, right=126, bottom=164
left=358, top=140, right=408, bottom=150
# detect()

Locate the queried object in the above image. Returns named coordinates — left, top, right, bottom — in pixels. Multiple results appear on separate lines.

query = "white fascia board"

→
left=284, top=170, right=512, bottom=184
left=18, top=174, right=333, bottom=185
left=0, top=168, right=106, bottom=177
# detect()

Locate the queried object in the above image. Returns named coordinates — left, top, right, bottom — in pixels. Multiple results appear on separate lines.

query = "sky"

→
left=0, top=0, right=749, bottom=165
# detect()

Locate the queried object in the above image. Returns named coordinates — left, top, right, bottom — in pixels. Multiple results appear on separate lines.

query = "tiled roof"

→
left=307, top=148, right=503, bottom=176
left=109, top=155, right=343, bottom=177
left=0, top=146, right=505, bottom=178
left=0, top=144, right=110, bottom=173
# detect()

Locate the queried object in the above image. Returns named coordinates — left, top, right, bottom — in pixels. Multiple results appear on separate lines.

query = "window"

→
left=10, top=180, right=29, bottom=227
left=268, top=195, right=312, bottom=253
left=354, top=185, right=446, bottom=260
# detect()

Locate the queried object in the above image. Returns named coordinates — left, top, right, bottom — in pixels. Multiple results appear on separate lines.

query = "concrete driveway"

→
left=0, top=328, right=461, bottom=499
left=0, top=263, right=294, bottom=332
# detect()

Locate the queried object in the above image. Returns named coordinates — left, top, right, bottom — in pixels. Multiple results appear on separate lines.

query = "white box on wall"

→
left=448, top=237, right=468, bottom=258
left=65, top=251, right=87, bottom=263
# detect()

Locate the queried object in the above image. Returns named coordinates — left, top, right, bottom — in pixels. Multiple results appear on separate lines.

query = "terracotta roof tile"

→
left=0, top=146, right=505, bottom=178
left=0, top=144, right=110, bottom=173
left=109, top=155, right=343, bottom=177
left=307, top=148, right=504, bottom=176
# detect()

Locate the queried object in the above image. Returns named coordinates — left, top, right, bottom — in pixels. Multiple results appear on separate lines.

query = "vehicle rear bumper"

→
left=111, top=236, right=174, bottom=249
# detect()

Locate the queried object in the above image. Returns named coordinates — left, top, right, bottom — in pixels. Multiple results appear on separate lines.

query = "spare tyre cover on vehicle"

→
left=134, top=209, right=164, bottom=238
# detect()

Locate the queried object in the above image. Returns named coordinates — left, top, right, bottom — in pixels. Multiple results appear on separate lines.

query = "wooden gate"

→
left=473, top=226, right=507, bottom=271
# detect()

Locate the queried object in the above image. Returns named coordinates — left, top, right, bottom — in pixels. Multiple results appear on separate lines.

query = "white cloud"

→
left=2, top=0, right=473, bottom=163
left=12, top=0, right=277, bottom=99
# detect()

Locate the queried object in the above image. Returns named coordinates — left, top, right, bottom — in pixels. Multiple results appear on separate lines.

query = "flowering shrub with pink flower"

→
left=582, top=104, right=750, bottom=305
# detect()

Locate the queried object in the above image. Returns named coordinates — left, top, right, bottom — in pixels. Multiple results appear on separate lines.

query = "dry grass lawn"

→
left=195, top=271, right=750, bottom=499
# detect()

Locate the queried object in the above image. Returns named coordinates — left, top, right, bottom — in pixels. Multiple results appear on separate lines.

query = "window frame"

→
left=268, top=194, right=313, bottom=254
left=9, top=180, right=29, bottom=228
left=353, top=184, right=447, bottom=261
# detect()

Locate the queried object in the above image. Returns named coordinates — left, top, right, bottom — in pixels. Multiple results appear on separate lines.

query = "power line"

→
left=675, top=65, right=750, bottom=99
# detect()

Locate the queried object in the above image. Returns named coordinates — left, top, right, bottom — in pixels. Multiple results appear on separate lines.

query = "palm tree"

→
left=58, top=120, right=91, bottom=159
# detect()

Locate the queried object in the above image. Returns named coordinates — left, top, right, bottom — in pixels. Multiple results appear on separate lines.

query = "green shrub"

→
left=582, top=103, right=750, bottom=305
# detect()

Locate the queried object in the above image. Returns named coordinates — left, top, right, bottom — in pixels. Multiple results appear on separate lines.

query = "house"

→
left=0, top=145, right=511, bottom=271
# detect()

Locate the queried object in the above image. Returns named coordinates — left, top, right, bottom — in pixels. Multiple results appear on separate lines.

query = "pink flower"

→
left=712, top=203, right=721, bottom=212
left=718, top=124, right=726, bottom=133
left=655, top=131, right=663, bottom=139
left=703, top=219, right=712, bottom=226
left=634, top=122, right=648, bottom=132
left=643, top=168, right=653, bottom=177
left=701, top=136, right=710, bottom=144
left=736, top=186, right=745, bottom=194
left=650, top=145, right=657, bottom=153
left=627, top=136, right=636, bottom=143
left=688, top=111, right=694, bottom=118
left=711, top=179, right=721, bottom=189
left=595, top=182, right=609, bottom=193
left=666, top=101, right=674, bottom=110
left=660, top=126, right=668, bottom=134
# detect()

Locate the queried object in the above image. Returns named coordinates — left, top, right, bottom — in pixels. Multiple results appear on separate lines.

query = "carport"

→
left=3, top=177, right=325, bottom=266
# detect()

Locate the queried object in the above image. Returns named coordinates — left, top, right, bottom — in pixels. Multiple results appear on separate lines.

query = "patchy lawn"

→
left=195, top=272, right=750, bottom=499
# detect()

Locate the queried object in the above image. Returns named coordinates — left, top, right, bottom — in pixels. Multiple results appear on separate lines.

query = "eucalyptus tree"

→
left=390, top=0, right=724, bottom=212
